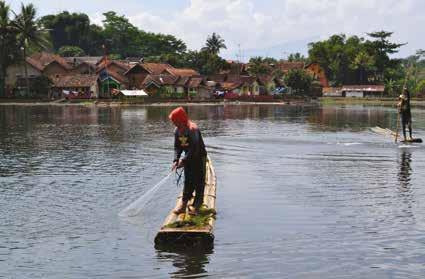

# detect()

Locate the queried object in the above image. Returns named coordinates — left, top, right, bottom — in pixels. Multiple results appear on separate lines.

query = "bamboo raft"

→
left=154, top=156, right=217, bottom=248
left=371, top=126, right=422, bottom=143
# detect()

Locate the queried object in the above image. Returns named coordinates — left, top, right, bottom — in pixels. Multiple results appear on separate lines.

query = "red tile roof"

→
left=50, top=74, right=98, bottom=88
left=166, top=68, right=199, bottom=77
left=26, top=52, right=72, bottom=72
left=275, top=62, right=305, bottom=72
left=29, top=52, right=72, bottom=71
left=143, top=63, right=174, bottom=75
left=142, top=74, right=178, bottom=87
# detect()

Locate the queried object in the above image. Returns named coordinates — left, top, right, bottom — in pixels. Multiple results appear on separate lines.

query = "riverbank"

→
left=319, top=97, right=425, bottom=107
left=2, top=97, right=425, bottom=107
left=0, top=98, right=305, bottom=107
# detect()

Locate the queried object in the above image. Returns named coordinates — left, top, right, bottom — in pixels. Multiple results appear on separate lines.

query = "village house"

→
left=96, top=60, right=131, bottom=97
left=50, top=74, right=99, bottom=99
left=123, top=62, right=176, bottom=89
left=65, top=56, right=102, bottom=75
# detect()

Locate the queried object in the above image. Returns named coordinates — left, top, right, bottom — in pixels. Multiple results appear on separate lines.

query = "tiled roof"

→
left=142, top=74, right=178, bottom=87
left=220, top=81, right=242, bottom=90
left=275, top=62, right=305, bottom=72
left=143, top=63, right=174, bottom=75
left=208, top=74, right=227, bottom=82
left=50, top=74, right=98, bottom=88
left=106, top=70, right=128, bottom=84
left=166, top=68, right=199, bottom=77
left=30, top=52, right=72, bottom=70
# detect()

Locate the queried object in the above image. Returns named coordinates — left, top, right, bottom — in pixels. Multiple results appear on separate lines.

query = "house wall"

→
left=72, top=64, right=95, bottom=75
left=5, top=63, right=41, bottom=87
left=128, top=73, right=149, bottom=89
left=345, top=91, right=364, bottom=98
left=175, top=86, right=185, bottom=94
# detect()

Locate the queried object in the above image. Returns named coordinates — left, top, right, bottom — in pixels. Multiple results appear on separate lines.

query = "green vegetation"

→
left=165, top=206, right=217, bottom=229
left=58, top=45, right=85, bottom=57
left=284, top=69, right=313, bottom=95
left=0, top=1, right=49, bottom=96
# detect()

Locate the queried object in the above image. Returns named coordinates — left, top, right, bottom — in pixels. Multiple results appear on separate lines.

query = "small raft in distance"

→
left=371, top=126, right=422, bottom=143
left=154, top=156, right=217, bottom=248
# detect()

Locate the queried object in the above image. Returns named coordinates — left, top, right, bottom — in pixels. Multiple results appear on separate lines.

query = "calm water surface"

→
left=1, top=104, right=425, bottom=278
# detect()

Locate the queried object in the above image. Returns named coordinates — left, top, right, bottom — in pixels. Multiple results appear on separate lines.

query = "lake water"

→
left=1, top=104, right=425, bottom=278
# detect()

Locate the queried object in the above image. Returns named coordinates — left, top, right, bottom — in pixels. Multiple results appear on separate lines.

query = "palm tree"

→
left=12, top=3, right=49, bottom=96
left=202, top=32, right=226, bottom=55
left=0, top=1, right=17, bottom=96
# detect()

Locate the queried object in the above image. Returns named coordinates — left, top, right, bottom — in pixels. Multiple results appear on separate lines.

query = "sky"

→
left=7, top=0, right=425, bottom=61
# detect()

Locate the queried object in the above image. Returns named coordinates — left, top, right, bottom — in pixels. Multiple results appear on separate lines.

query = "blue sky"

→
left=7, top=0, right=425, bottom=60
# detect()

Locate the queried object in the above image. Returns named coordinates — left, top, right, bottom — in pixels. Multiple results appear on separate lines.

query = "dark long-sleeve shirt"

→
left=174, top=126, right=207, bottom=164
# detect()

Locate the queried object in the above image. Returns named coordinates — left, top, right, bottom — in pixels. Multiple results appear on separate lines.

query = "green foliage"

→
left=0, top=1, right=20, bottom=96
left=38, top=12, right=98, bottom=54
left=183, top=50, right=229, bottom=75
left=202, top=32, right=227, bottom=55
left=284, top=69, right=313, bottom=95
left=247, top=57, right=274, bottom=76
left=308, top=31, right=403, bottom=86
left=287, top=52, right=307, bottom=62
left=416, top=80, right=425, bottom=94
left=165, top=206, right=216, bottom=229
left=58, top=45, right=85, bottom=57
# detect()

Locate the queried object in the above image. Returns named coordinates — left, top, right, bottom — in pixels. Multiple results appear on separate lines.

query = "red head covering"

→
left=169, top=107, right=197, bottom=132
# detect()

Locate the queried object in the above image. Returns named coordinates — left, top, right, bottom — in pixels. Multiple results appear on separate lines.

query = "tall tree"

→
left=203, top=32, right=227, bottom=55
left=247, top=57, right=273, bottom=75
left=102, top=11, right=141, bottom=57
left=365, top=31, right=405, bottom=82
left=12, top=3, right=50, bottom=95
left=0, top=1, right=19, bottom=96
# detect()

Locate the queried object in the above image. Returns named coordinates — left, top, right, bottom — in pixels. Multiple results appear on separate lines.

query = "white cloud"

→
left=107, top=0, right=424, bottom=59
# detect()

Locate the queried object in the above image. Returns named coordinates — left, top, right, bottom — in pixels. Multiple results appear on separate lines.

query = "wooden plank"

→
left=154, top=156, right=217, bottom=247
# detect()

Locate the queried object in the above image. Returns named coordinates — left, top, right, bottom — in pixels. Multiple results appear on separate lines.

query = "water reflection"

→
left=156, top=245, right=213, bottom=278
left=398, top=150, right=412, bottom=188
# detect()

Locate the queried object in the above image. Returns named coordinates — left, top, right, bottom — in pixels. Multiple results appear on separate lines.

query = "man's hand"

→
left=172, top=159, right=184, bottom=171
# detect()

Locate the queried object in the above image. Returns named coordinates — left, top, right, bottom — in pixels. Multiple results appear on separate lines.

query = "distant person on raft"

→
left=397, top=88, right=413, bottom=141
left=169, top=107, right=207, bottom=215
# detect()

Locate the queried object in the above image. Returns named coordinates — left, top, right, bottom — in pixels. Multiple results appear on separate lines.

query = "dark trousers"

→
left=401, top=112, right=412, bottom=139
left=183, top=156, right=207, bottom=207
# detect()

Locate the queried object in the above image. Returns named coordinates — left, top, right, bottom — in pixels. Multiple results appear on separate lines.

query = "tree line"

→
left=1, top=1, right=424, bottom=97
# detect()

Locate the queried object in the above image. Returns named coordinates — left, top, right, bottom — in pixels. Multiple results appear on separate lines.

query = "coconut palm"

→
left=0, top=1, right=18, bottom=96
left=12, top=3, right=50, bottom=95
left=202, top=32, right=226, bottom=55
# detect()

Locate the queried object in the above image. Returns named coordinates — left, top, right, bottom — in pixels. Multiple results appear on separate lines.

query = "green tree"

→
left=0, top=1, right=19, bottom=96
left=284, top=69, right=313, bottom=95
left=287, top=52, right=307, bottom=62
left=351, top=51, right=375, bottom=84
left=13, top=3, right=50, bottom=95
left=183, top=50, right=228, bottom=75
left=102, top=11, right=141, bottom=57
left=202, top=32, right=227, bottom=55
left=365, top=31, right=405, bottom=82
left=39, top=12, right=96, bottom=53
left=58, top=45, right=85, bottom=57
left=247, top=57, right=273, bottom=75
